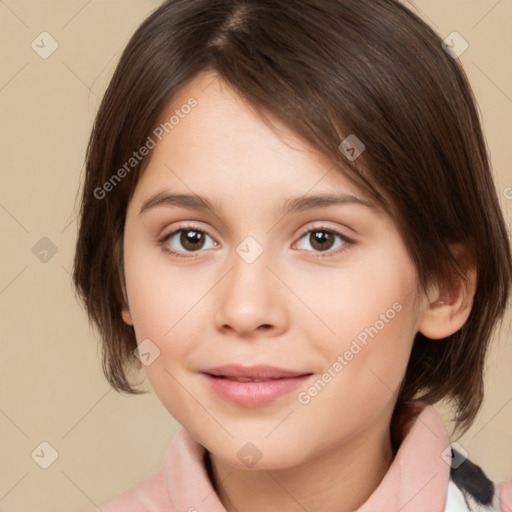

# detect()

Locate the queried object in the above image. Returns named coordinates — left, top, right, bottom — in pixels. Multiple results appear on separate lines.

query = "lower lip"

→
left=203, top=373, right=313, bottom=407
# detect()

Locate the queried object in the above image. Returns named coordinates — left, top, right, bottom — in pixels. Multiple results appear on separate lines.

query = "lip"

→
left=201, top=365, right=313, bottom=407
left=202, top=364, right=311, bottom=379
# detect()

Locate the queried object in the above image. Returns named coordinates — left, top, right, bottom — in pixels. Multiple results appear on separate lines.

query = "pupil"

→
left=182, top=230, right=204, bottom=251
left=312, top=230, right=333, bottom=251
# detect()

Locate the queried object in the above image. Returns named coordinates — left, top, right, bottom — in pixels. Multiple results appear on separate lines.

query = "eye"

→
left=294, top=226, right=353, bottom=259
left=158, top=223, right=218, bottom=258
left=158, top=223, right=354, bottom=260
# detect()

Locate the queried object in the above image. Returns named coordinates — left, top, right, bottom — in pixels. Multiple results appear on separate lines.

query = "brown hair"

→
left=72, top=0, right=511, bottom=435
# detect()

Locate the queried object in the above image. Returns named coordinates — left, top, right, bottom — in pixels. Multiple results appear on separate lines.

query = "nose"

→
left=213, top=244, right=289, bottom=337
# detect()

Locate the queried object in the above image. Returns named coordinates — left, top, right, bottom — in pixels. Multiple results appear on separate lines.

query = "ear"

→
left=121, top=304, right=133, bottom=326
left=119, top=278, right=133, bottom=326
left=118, top=254, right=133, bottom=326
left=417, top=244, right=477, bottom=339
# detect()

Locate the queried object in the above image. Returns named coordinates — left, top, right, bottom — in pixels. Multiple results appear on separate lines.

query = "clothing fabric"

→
left=94, top=402, right=512, bottom=512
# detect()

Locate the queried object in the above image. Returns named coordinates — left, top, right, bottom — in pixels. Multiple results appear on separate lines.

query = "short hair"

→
left=72, top=0, right=512, bottom=435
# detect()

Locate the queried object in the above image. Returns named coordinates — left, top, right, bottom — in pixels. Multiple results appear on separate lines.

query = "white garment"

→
left=444, top=479, right=503, bottom=512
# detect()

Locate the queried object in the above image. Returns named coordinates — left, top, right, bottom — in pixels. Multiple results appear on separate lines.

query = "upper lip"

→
left=202, top=364, right=312, bottom=379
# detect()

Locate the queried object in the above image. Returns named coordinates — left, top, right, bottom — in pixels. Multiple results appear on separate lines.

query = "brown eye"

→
left=295, top=227, right=352, bottom=258
left=308, top=230, right=336, bottom=251
left=159, top=224, right=218, bottom=257
left=179, top=229, right=206, bottom=251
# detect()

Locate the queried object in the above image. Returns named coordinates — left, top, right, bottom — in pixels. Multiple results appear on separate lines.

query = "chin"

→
left=205, top=435, right=307, bottom=472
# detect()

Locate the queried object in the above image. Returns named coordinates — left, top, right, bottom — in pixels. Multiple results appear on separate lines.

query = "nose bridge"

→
left=214, top=234, right=286, bottom=333
left=229, top=234, right=274, bottom=306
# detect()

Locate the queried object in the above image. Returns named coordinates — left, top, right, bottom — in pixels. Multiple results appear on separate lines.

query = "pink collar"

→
left=164, top=402, right=451, bottom=512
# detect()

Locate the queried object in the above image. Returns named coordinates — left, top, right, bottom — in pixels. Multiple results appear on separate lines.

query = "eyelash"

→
left=157, top=223, right=354, bottom=260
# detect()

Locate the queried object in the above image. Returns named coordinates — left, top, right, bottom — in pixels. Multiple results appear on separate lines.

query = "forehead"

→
left=133, top=71, right=373, bottom=210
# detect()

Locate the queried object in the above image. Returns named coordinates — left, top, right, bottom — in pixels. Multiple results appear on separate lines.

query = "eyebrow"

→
left=138, top=191, right=376, bottom=217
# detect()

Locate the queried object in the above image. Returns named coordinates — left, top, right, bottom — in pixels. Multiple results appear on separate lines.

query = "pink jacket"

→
left=94, top=403, right=512, bottom=512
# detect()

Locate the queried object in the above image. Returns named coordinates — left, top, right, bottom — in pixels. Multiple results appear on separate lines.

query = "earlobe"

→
left=119, top=268, right=133, bottom=326
left=121, top=306, right=133, bottom=326
left=417, top=247, right=477, bottom=340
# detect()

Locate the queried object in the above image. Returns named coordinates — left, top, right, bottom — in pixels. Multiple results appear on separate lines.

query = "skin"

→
left=121, top=71, right=476, bottom=512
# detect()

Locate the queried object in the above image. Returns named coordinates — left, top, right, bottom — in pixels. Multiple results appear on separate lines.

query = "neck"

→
left=206, top=408, right=396, bottom=512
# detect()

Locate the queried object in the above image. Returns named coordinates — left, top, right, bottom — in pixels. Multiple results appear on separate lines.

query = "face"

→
left=121, top=71, right=426, bottom=470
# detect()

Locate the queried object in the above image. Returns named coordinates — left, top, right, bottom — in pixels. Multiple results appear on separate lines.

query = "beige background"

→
left=0, top=1, right=511, bottom=511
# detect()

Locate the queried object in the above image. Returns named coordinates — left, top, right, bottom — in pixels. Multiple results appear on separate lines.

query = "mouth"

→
left=207, top=375, right=298, bottom=382
left=202, top=364, right=312, bottom=380
left=200, top=365, right=314, bottom=407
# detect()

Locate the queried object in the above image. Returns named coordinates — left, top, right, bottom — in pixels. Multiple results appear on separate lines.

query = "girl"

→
left=72, top=0, right=512, bottom=511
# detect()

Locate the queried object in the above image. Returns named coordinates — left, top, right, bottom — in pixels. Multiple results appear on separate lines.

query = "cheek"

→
left=123, top=228, right=205, bottom=339
left=122, top=232, right=205, bottom=389
left=310, top=248, right=419, bottom=403
left=123, top=249, right=203, bottom=415
left=296, top=294, right=417, bottom=442
left=125, top=268, right=205, bottom=387
left=305, top=243, right=418, bottom=351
